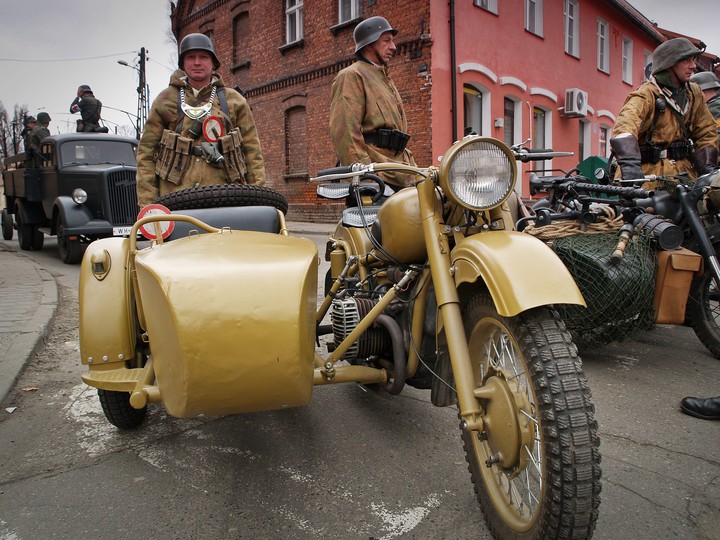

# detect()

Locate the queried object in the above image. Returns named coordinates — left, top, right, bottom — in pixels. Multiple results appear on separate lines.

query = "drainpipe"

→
left=450, top=0, right=458, bottom=145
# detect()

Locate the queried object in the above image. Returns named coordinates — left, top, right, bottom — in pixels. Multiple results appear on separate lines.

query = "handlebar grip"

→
left=570, top=182, right=653, bottom=199
left=316, top=165, right=355, bottom=176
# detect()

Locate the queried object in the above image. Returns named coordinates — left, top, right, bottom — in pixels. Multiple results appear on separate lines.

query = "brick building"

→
left=169, top=0, right=715, bottom=222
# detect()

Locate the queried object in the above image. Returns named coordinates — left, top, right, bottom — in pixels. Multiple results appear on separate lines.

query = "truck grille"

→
left=107, top=170, right=138, bottom=225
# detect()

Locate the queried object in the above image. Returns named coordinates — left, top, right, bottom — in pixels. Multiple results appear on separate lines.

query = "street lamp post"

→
left=117, top=46, right=148, bottom=139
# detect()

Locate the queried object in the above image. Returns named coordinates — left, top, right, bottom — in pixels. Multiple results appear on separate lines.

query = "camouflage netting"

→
left=551, top=232, right=657, bottom=349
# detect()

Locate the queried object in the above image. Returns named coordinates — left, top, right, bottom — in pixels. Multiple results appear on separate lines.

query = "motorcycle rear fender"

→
left=79, top=237, right=135, bottom=368
left=452, top=231, right=585, bottom=317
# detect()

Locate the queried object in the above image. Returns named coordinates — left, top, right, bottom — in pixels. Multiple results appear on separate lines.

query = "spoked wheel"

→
left=1, top=208, right=13, bottom=240
left=98, top=389, right=147, bottom=430
left=56, top=221, right=83, bottom=264
left=460, top=292, right=601, bottom=539
left=687, top=267, right=720, bottom=358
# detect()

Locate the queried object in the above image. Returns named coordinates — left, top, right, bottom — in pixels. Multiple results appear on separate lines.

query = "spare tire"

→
left=154, top=184, right=289, bottom=214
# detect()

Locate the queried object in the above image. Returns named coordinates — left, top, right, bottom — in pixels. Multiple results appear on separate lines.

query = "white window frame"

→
left=474, top=0, right=498, bottom=14
left=286, top=0, right=304, bottom=44
left=525, top=0, right=544, bottom=37
left=622, top=37, right=633, bottom=84
left=532, top=106, right=553, bottom=174
left=643, top=49, right=653, bottom=81
left=599, top=125, right=611, bottom=158
left=338, top=0, right=360, bottom=24
left=463, top=83, right=492, bottom=136
left=597, top=18, right=609, bottom=73
left=564, top=0, right=580, bottom=57
left=579, top=119, right=591, bottom=161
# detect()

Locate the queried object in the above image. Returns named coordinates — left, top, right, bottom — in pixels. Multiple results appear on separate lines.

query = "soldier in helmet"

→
left=611, top=38, right=718, bottom=187
left=20, top=116, right=37, bottom=155
left=27, top=112, right=51, bottom=168
left=329, top=16, right=417, bottom=188
left=690, top=71, right=720, bottom=137
left=136, top=33, right=266, bottom=208
left=69, top=85, right=107, bottom=132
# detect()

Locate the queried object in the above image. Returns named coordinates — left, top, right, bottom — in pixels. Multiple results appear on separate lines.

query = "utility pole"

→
left=134, top=47, right=148, bottom=140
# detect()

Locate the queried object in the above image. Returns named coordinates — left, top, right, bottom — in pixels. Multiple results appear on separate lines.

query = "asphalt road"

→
left=0, top=233, right=718, bottom=540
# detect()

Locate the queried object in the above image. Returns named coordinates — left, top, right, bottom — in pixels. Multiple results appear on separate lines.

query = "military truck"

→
left=1, top=133, right=138, bottom=264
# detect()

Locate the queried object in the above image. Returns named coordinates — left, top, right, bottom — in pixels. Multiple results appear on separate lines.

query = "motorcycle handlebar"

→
left=316, top=165, right=357, bottom=176
left=567, top=182, right=654, bottom=199
left=514, top=148, right=574, bottom=162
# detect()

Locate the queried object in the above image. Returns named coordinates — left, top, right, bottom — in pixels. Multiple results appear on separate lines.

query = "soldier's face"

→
left=183, top=50, right=214, bottom=88
left=368, top=32, right=397, bottom=66
left=671, top=57, right=697, bottom=84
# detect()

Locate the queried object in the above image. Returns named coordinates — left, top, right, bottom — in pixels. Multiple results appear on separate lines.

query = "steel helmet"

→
left=36, top=112, right=51, bottom=123
left=651, top=38, right=701, bottom=75
left=179, top=33, right=220, bottom=69
left=24, top=116, right=37, bottom=126
left=690, top=71, right=720, bottom=91
left=353, top=16, right=398, bottom=54
left=79, top=84, right=93, bottom=94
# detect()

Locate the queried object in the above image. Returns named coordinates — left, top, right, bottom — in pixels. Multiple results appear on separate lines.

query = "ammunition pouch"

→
left=154, top=129, right=192, bottom=185
left=363, top=128, right=410, bottom=154
left=640, top=140, right=693, bottom=164
left=218, top=128, right=247, bottom=183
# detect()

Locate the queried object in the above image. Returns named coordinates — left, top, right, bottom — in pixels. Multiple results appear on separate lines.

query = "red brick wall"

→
left=172, top=0, right=433, bottom=223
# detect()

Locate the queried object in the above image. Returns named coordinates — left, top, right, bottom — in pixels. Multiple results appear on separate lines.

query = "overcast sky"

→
left=0, top=0, right=717, bottom=136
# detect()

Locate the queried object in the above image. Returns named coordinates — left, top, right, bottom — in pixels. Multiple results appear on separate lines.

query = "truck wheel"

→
left=31, top=226, right=44, bottom=250
left=1, top=208, right=13, bottom=240
left=56, top=221, right=83, bottom=264
left=155, top=183, right=289, bottom=214
left=98, top=389, right=147, bottom=429
left=16, top=212, right=33, bottom=251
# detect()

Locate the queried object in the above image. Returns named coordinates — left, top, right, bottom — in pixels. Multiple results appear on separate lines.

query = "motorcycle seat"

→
left=164, top=205, right=280, bottom=240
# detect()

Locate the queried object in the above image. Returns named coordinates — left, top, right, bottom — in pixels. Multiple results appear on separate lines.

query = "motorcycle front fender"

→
left=451, top=231, right=585, bottom=317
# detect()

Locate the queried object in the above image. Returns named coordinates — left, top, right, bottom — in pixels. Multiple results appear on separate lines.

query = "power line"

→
left=0, top=51, right=136, bottom=63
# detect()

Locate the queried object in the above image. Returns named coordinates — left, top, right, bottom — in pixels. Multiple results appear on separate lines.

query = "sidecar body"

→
left=79, top=207, right=318, bottom=418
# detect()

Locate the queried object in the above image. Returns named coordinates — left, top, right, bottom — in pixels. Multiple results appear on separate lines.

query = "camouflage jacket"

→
left=612, top=77, right=718, bottom=180
left=26, top=125, right=50, bottom=167
left=329, top=59, right=416, bottom=187
left=136, top=70, right=265, bottom=208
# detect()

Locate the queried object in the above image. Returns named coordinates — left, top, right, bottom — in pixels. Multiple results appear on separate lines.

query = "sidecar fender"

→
left=452, top=231, right=585, bottom=317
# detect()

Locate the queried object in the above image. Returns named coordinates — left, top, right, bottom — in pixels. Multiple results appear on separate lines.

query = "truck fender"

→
left=53, top=196, right=93, bottom=234
left=451, top=231, right=585, bottom=317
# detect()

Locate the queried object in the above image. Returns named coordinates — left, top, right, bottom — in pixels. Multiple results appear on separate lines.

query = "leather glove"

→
left=610, top=136, right=644, bottom=180
left=692, top=146, right=719, bottom=176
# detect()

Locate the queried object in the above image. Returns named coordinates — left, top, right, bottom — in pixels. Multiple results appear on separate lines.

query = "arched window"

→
left=285, top=105, right=308, bottom=178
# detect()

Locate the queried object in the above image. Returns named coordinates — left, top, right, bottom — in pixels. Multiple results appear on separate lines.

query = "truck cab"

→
left=2, top=133, right=138, bottom=263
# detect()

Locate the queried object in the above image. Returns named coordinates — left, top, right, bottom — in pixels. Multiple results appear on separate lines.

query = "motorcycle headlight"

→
left=438, top=137, right=517, bottom=211
left=72, top=188, right=88, bottom=205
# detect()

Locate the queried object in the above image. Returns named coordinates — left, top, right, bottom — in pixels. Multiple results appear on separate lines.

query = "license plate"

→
left=113, top=226, right=133, bottom=236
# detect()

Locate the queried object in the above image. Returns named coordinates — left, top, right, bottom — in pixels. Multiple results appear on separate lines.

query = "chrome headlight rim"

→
left=72, top=188, right=88, bottom=205
left=438, top=136, right=517, bottom=211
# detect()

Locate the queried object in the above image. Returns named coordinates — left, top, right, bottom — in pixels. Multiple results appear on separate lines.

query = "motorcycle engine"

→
left=331, top=297, right=392, bottom=363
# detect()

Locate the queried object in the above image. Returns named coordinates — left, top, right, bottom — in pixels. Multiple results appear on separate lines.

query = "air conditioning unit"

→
left=564, top=88, right=588, bottom=117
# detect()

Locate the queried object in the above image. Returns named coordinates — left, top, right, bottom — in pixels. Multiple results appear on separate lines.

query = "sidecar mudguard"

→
left=452, top=231, right=585, bottom=317
left=79, top=237, right=136, bottom=368
left=133, top=231, right=318, bottom=418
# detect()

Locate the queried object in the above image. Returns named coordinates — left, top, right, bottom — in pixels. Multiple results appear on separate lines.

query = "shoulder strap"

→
left=217, top=87, right=232, bottom=132
left=176, top=88, right=184, bottom=133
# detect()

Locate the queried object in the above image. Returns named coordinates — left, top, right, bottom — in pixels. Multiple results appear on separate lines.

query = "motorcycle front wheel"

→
left=460, top=292, right=601, bottom=540
left=687, top=267, right=720, bottom=359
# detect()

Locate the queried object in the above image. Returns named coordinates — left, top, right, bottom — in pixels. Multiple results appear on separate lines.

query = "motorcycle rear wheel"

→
left=687, top=267, right=720, bottom=359
left=460, top=292, right=601, bottom=539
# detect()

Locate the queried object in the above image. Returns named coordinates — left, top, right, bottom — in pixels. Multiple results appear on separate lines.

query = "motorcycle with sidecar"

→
left=79, top=136, right=601, bottom=539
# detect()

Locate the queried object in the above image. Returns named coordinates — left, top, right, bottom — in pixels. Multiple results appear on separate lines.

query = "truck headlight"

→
left=438, top=137, right=517, bottom=211
left=72, top=188, right=88, bottom=205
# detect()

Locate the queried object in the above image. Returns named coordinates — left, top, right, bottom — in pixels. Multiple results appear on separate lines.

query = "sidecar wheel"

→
left=155, top=184, right=289, bottom=214
left=687, top=268, right=720, bottom=359
left=98, top=389, right=147, bottom=430
left=460, top=292, right=601, bottom=540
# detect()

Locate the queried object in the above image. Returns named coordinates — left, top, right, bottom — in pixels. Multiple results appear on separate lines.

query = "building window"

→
left=285, top=106, right=308, bottom=177
left=599, top=125, right=610, bottom=157
left=339, top=0, right=360, bottom=24
left=622, top=37, right=634, bottom=84
left=464, top=85, right=483, bottom=136
left=233, top=13, right=249, bottom=64
left=474, top=0, right=498, bottom=14
left=564, top=0, right=579, bottom=57
left=286, top=0, right=304, bottom=44
left=525, top=0, right=543, bottom=37
left=579, top=119, right=591, bottom=161
left=532, top=107, right=552, bottom=172
left=504, top=98, right=516, bottom=146
left=597, top=18, right=609, bottom=73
